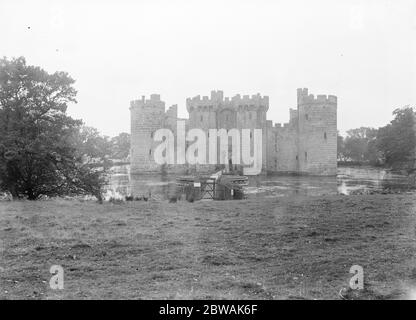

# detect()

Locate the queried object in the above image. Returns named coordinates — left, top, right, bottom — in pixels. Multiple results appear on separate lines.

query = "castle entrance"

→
left=217, top=108, right=237, bottom=130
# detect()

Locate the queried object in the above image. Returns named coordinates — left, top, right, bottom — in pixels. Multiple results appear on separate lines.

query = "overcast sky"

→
left=1, top=0, right=415, bottom=136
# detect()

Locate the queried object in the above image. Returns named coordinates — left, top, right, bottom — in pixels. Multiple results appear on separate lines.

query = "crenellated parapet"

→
left=297, top=88, right=337, bottom=106
left=186, top=90, right=269, bottom=113
left=130, top=94, right=165, bottom=110
left=129, top=88, right=337, bottom=176
left=165, top=104, right=178, bottom=118
left=272, top=121, right=295, bottom=132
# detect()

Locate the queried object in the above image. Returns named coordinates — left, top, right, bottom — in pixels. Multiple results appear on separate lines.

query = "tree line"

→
left=0, top=57, right=129, bottom=200
left=1, top=57, right=415, bottom=200
left=337, top=107, right=416, bottom=170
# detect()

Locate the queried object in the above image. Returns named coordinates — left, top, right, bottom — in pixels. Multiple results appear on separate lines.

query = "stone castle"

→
left=130, top=88, right=337, bottom=175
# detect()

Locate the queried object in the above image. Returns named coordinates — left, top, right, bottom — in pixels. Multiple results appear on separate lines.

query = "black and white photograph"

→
left=1, top=0, right=416, bottom=308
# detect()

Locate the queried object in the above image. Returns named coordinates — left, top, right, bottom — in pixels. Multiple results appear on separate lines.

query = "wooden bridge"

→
left=173, top=172, right=248, bottom=201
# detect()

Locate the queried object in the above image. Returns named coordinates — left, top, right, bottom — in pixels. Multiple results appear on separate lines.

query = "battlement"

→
left=297, top=88, right=337, bottom=106
left=165, top=104, right=178, bottom=118
left=130, top=94, right=165, bottom=109
left=130, top=88, right=337, bottom=176
left=272, top=120, right=294, bottom=131
left=186, top=90, right=269, bottom=112
left=289, top=108, right=298, bottom=121
left=270, top=106, right=299, bottom=131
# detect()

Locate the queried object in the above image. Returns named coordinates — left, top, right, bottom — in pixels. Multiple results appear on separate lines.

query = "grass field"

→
left=1, top=194, right=416, bottom=299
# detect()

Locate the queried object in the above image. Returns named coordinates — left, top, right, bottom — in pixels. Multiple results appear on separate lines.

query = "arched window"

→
left=149, top=149, right=152, bottom=156
left=305, top=114, right=309, bottom=120
left=324, top=132, right=327, bottom=140
left=150, top=132, right=153, bottom=138
left=305, top=152, right=307, bottom=160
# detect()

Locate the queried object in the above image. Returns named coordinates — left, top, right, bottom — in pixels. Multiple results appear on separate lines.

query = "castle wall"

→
left=130, top=88, right=337, bottom=176
left=266, top=121, right=298, bottom=173
left=296, top=88, right=337, bottom=175
left=164, top=104, right=178, bottom=133
left=130, top=95, right=165, bottom=174
left=186, top=90, right=269, bottom=172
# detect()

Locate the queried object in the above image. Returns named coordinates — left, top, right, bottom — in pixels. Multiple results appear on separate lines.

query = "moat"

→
left=107, top=166, right=415, bottom=199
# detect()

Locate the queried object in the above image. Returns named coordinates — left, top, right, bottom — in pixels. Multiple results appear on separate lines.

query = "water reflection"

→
left=107, top=165, right=172, bottom=199
left=107, top=165, right=415, bottom=199
left=245, top=175, right=338, bottom=197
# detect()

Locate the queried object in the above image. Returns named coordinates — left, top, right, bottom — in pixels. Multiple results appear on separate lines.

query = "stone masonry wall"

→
left=130, top=89, right=337, bottom=176
left=297, top=88, right=337, bottom=175
left=130, top=95, right=165, bottom=173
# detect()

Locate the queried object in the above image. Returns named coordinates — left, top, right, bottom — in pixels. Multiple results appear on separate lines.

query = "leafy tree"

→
left=337, top=132, right=346, bottom=161
left=0, top=57, right=106, bottom=200
left=72, top=128, right=130, bottom=162
left=376, top=106, right=416, bottom=168
left=72, top=125, right=112, bottom=161
left=342, top=127, right=379, bottom=163
left=110, top=132, right=130, bottom=159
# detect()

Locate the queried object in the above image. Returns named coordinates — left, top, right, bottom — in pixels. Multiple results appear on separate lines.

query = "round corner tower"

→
left=296, top=88, right=337, bottom=175
left=130, top=94, right=165, bottom=174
